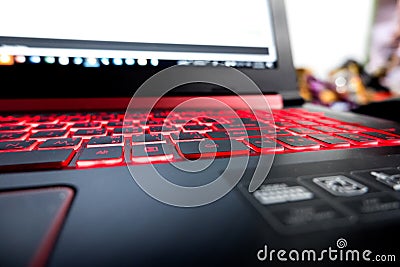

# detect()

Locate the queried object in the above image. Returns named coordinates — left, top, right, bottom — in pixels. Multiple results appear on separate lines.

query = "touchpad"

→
left=0, top=187, right=74, bottom=267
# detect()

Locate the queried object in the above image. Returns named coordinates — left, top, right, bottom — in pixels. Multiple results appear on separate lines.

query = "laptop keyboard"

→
left=0, top=108, right=399, bottom=171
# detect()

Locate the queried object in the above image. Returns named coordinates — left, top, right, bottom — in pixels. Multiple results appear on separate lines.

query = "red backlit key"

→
left=61, top=116, right=90, bottom=123
left=107, top=121, right=133, bottom=128
left=312, top=125, right=342, bottom=133
left=0, top=149, right=75, bottom=171
left=149, top=125, right=178, bottom=134
left=213, top=124, right=245, bottom=131
left=207, top=131, right=230, bottom=140
left=33, top=123, right=68, bottom=132
left=30, top=130, right=69, bottom=141
left=288, top=127, right=320, bottom=135
left=230, top=130, right=262, bottom=138
left=0, top=125, right=30, bottom=132
left=0, top=140, right=37, bottom=152
left=39, top=138, right=83, bottom=150
left=77, top=146, right=123, bottom=167
left=276, top=136, right=320, bottom=150
left=183, top=125, right=211, bottom=132
left=228, top=118, right=267, bottom=128
left=308, top=134, right=350, bottom=148
left=207, top=130, right=262, bottom=140
left=318, top=119, right=342, bottom=125
left=275, top=129, right=292, bottom=135
left=140, top=120, right=165, bottom=126
left=335, top=125, right=366, bottom=132
left=0, top=131, right=29, bottom=140
left=73, top=128, right=107, bottom=138
left=71, top=122, right=102, bottom=129
left=177, top=139, right=249, bottom=159
left=132, top=143, right=174, bottom=163
left=113, top=127, right=142, bottom=136
left=170, top=132, right=205, bottom=142
left=296, top=120, right=318, bottom=126
left=335, top=133, right=378, bottom=146
left=275, top=121, right=297, bottom=128
left=245, top=138, right=284, bottom=153
left=87, top=136, right=123, bottom=147
left=168, top=119, right=193, bottom=126
left=132, top=133, right=165, bottom=144
left=359, top=132, right=400, bottom=144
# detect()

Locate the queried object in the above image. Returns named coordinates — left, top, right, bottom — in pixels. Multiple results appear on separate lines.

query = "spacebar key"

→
left=0, top=149, right=75, bottom=171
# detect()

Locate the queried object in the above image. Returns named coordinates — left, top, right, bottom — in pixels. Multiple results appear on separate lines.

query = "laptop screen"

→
left=0, top=0, right=296, bottom=99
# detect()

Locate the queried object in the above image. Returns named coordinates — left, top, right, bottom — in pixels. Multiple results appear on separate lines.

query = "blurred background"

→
left=285, top=0, right=400, bottom=120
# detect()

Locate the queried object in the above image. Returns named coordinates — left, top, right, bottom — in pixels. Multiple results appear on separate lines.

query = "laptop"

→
left=1, top=0, right=400, bottom=266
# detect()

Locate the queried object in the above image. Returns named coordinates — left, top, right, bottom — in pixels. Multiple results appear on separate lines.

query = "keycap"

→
left=26, top=116, right=57, bottom=124
left=140, top=120, right=165, bottom=126
left=245, top=138, right=284, bottom=153
left=0, top=125, right=30, bottom=132
left=275, top=121, right=297, bottom=128
left=0, top=132, right=29, bottom=140
left=288, top=127, right=320, bottom=134
left=30, top=130, right=69, bottom=140
left=362, top=132, right=400, bottom=144
left=253, top=183, right=314, bottom=205
left=207, top=130, right=262, bottom=140
left=276, top=136, right=320, bottom=150
left=87, top=136, right=123, bottom=147
left=183, top=125, right=211, bottom=132
left=213, top=124, right=246, bottom=131
left=296, top=120, right=318, bottom=126
left=177, top=139, right=249, bottom=159
left=132, top=143, right=174, bottom=163
left=107, top=121, right=133, bottom=128
left=206, top=131, right=230, bottom=140
left=71, top=122, right=102, bottom=129
left=170, top=132, right=205, bottom=142
left=39, top=138, right=83, bottom=150
left=77, top=146, right=123, bottom=167
left=275, top=129, right=292, bottom=135
left=0, top=140, right=37, bottom=152
left=228, top=118, right=267, bottom=128
left=335, top=125, right=366, bottom=132
left=335, top=133, right=378, bottom=146
left=149, top=126, right=178, bottom=134
left=313, top=176, right=368, bottom=197
left=0, top=149, right=75, bottom=171
left=169, top=119, right=196, bottom=126
left=312, top=125, right=342, bottom=133
left=33, top=123, right=68, bottom=132
left=61, top=116, right=90, bottom=123
left=308, top=134, right=350, bottom=148
left=112, top=127, right=142, bottom=136
left=131, top=134, right=165, bottom=144
left=73, top=128, right=107, bottom=138
left=318, top=119, right=343, bottom=125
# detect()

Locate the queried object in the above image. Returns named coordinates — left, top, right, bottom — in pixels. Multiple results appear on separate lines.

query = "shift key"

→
left=0, top=149, right=75, bottom=171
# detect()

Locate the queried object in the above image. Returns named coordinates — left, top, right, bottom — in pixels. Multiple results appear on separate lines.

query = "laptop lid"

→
left=0, top=0, right=298, bottom=110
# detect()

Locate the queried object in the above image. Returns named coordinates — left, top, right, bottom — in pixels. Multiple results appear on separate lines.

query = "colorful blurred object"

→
left=297, top=59, right=394, bottom=111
